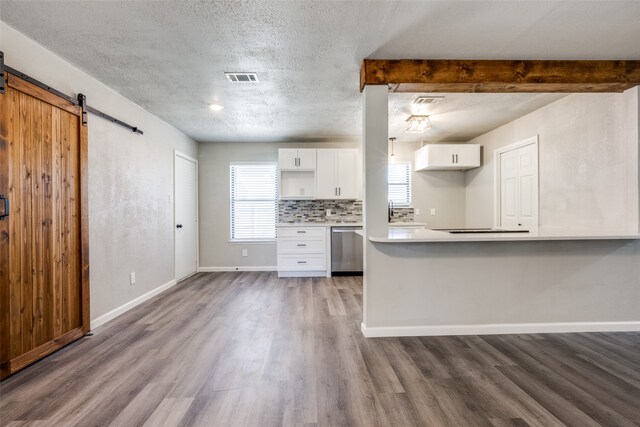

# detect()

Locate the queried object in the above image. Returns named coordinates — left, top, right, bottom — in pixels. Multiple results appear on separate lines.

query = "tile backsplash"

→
left=389, top=207, right=415, bottom=223
left=279, top=200, right=362, bottom=223
left=279, top=200, right=415, bottom=224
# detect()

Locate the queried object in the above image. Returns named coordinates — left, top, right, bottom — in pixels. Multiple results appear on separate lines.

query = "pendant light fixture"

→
left=389, top=137, right=396, bottom=163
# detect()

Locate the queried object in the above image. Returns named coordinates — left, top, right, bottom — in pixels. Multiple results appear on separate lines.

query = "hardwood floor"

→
left=1, top=272, right=639, bottom=426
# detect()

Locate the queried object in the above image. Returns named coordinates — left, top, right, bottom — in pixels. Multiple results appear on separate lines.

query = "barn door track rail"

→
left=0, top=51, right=143, bottom=135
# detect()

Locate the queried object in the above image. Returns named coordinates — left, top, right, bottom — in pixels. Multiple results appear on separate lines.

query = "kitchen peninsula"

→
left=369, top=227, right=640, bottom=242
left=361, top=84, right=640, bottom=338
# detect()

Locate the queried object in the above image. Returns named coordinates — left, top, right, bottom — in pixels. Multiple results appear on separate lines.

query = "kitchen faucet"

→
left=388, top=200, right=394, bottom=222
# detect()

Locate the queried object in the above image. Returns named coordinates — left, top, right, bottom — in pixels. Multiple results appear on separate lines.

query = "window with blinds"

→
left=230, top=163, right=278, bottom=240
left=388, top=162, right=411, bottom=207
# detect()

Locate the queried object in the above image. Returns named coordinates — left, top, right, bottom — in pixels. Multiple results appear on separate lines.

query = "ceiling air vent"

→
left=225, top=72, right=259, bottom=83
left=414, top=95, right=444, bottom=105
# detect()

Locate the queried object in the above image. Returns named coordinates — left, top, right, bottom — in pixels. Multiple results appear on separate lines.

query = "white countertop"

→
left=389, top=222, right=427, bottom=227
left=278, top=222, right=425, bottom=228
left=369, top=228, right=640, bottom=243
left=278, top=222, right=363, bottom=227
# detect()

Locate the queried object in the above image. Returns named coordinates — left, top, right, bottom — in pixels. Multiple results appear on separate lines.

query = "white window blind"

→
left=230, top=163, right=277, bottom=240
left=388, top=162, right=411, bottom=207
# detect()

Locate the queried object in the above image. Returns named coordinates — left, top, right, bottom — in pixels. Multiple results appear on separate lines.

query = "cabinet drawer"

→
left=277, top=238, right=326, bottom=253
left=277, top=227, right=326, bottom=238
left=277, top=254, right=326, bottom=270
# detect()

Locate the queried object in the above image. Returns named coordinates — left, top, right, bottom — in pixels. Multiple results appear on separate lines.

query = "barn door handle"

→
left=0, top=195, right=8, bottom=221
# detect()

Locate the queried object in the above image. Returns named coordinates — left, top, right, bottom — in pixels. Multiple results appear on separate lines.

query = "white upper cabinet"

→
left=316, top=149, right=360, bottom=199
left=296, top=149, right=316, bottom=170
left=316, top=150, right=337, bottom=198
left=414, top=144, right=481, bottom=171
left=279, top=148, right=317, bottom=199
left=279, top=148, right=316, bottom=170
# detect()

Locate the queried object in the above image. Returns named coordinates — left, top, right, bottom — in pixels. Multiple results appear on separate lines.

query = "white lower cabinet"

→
left=277, top=226, right=328, bottom=277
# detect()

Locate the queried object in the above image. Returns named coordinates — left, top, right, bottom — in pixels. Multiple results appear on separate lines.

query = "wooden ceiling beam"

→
left=359, top=59, right=640, bottom=93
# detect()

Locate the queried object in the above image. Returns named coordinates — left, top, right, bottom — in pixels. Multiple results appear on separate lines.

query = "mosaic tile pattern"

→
left=389, top=207, right=415, bottom=223
left=279, top=200, right=415, bottom=224
left=279, top=200, right=362, bottom=223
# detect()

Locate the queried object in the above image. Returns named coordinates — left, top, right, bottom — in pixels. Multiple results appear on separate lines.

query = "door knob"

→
left=176, top=224, right=183, bottom=229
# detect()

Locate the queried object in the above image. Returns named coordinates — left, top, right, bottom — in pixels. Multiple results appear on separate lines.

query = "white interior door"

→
left=498, top=140, right=538, bottom=230
left=175, top=152, right=198, bottom=281
left=500, top=150, right=519, bottom=228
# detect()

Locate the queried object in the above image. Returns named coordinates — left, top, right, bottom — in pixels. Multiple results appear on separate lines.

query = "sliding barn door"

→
left=0, top=72, right=90, bottom=379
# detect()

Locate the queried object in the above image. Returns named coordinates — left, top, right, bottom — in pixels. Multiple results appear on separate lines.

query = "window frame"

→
left=388, top=161, right=412, bottom=208
left=229, top=162, right=278, bottom=243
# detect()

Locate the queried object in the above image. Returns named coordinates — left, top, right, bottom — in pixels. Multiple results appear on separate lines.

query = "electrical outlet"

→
left=415, top=208, right=420, bottom=215
left=430, top=208, right=436, bottom=216
left=242, top=249, right=248, bottom=257
left=130, top=272, right=136, bottom=285
left=326, top=209, right=332, bottom=217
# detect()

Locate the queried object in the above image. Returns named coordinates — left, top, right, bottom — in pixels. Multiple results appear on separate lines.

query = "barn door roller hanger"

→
left=0, top=51, right=143, bottom=135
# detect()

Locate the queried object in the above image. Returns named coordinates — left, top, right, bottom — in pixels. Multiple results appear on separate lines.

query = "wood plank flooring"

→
left=1, top=272, right=639, bottom=426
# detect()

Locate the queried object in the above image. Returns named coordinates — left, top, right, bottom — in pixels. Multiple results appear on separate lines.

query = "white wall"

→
left=1, top=23, right=198, bottom=324
left=392, top=141, right=466, bottom=229
left=198, top=141, right=359, bottom=269
left=465, top=89, right=640, bottom=234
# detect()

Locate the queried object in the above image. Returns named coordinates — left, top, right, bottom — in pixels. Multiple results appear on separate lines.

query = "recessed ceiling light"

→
left=209, top=104, right=224, bottom=111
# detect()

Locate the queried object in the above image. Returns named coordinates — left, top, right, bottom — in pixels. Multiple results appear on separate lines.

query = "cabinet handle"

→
left=338, top=187, right=341, bottom=196
left=297, top=244, right=307, bottom=247
left=452, top=154, right=455, bottom=163
left=456, top=154, right=459, bottom=163
left=297, top=261, right=307, bottom=264
left=296, top=230, right=306, bottom=234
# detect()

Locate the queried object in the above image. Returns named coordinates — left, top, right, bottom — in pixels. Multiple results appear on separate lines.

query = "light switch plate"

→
left=415, top=208, right=420, bottom=215
left=130, top=272, right=136, bottom=285
left=242, top=249, right=248, bottom=257
left=430, top=208, right=436, bottom=216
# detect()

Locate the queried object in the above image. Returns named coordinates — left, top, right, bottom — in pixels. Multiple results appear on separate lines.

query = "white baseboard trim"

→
left=90, top=279, right=178, bottom=330
left=360, top=321, right=640, bottom=338
left=198, top=266, right=277, bottom=272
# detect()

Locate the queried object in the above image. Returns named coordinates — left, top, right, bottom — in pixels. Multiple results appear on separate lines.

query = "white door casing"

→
left=494, top=136, right=539, bottom=231
left=175, top=151, right=198, bottom=281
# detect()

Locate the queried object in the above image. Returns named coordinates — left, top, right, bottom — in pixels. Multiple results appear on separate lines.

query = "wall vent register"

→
left=414, top=95, right=445, bottom=105
left=225, top=72, right=259, bottom=82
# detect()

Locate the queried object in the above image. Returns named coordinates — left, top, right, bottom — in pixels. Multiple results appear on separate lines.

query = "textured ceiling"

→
left=1, top=1, right=640, bottom=143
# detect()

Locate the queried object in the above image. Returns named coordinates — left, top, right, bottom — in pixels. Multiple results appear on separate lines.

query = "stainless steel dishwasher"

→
left=331, top=226, right=363, bottom=275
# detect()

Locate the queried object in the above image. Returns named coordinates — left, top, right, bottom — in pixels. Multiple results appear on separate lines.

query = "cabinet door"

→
left=336, top=149, right=359, bottom=199
left=452, top=145, right=480, bottom=168
left=316, top=149, right=337, bottom=199
left=278, top=149, right=299, bottom=170
left=296, top=149, right=316, bottom=170
left=427, top=145, right=454, bottom=166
